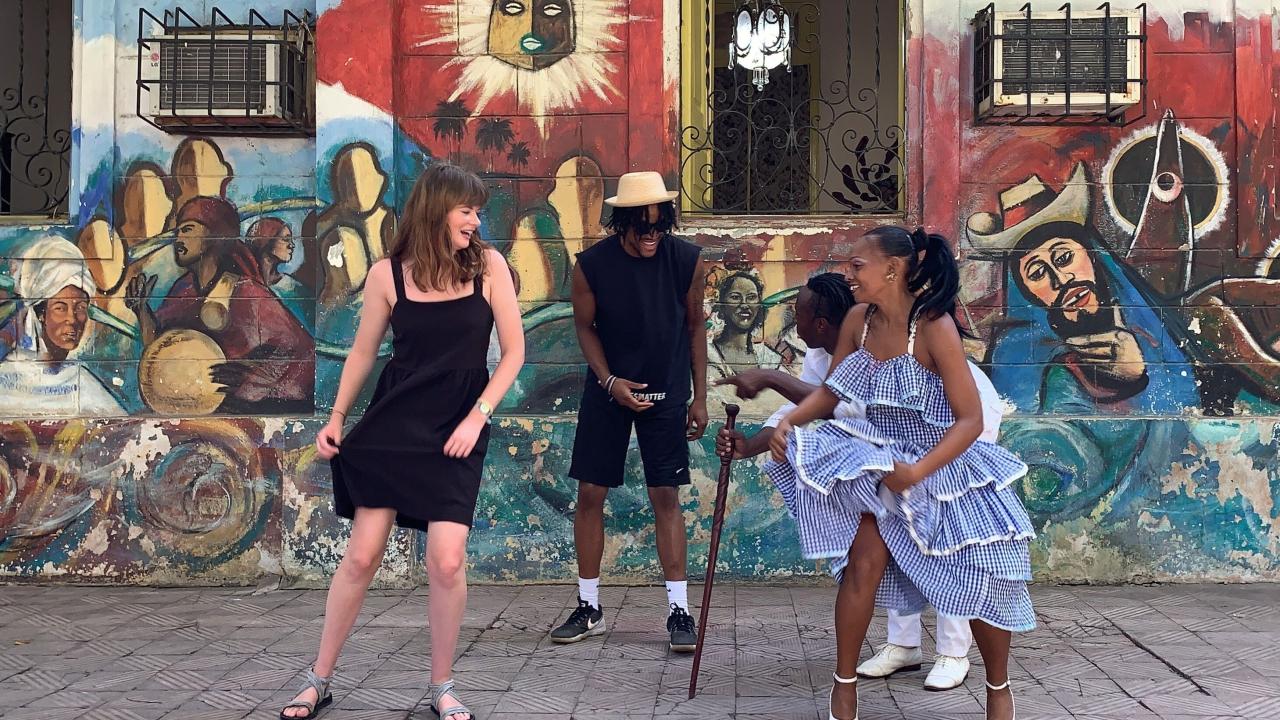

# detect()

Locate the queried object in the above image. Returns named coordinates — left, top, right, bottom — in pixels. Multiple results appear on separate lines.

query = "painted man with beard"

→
left=969, top=163, right=1198, bottom=523
left=1009, top=221, right=1150, bottom=403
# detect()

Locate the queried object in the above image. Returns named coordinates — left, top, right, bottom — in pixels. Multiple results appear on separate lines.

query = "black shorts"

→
left=568, top=387, right=690, bottom=488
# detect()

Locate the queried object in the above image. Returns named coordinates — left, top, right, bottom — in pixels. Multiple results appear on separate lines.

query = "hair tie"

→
left=911, top=227, right=928, bottom=252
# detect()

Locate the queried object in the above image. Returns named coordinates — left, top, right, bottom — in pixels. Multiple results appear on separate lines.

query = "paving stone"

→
left=1, top=584, right=1277, bottom=719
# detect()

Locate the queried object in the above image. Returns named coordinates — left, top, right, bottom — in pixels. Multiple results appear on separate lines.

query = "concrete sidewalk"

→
left=0, top=583, right=1277, bottom=720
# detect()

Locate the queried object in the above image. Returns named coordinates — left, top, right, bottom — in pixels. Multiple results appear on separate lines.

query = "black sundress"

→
left=330, top=259, right=494, bottom=529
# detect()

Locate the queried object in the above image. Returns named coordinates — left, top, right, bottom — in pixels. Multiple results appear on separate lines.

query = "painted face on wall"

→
left=269, top=230, right=295, bottom=265
left=173, top=220, right=212, bottom=268
left=39, top=285, right=90, bottom=358
left=487, top=0, right=576, bottom=70
left=720, top=275, right=763, bottom=333
left=1017, top=237, right=1101, bottom=323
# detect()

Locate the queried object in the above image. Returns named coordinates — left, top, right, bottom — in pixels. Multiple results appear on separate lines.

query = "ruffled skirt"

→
left=765, top=417, right=1037, bottom=632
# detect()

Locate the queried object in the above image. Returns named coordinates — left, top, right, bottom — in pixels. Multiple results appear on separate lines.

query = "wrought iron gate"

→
left=1, top=0, right=72, bottom=218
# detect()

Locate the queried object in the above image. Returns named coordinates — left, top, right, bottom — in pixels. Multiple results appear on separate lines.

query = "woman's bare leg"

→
left=282, top=507, right=396, bottom=718
left=426, top=520, right=472, bottom=719
left=831, top=514, right=890, bottom=720
left=971, top=620, right=1014, bottom=720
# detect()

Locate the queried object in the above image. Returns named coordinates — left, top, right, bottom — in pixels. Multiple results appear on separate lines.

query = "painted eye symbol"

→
left=542, top=2, right=564, bottom=16
left=501, top=1, right=525, bottom=15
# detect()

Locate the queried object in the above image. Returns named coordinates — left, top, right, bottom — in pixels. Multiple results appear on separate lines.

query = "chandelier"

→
left=728, top=0, right=792, bottom=91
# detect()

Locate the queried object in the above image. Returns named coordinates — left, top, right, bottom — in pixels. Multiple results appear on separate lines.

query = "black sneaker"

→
left=667, top=604, right=697, bottom=653
left=549, top=598, right=606, bottom=644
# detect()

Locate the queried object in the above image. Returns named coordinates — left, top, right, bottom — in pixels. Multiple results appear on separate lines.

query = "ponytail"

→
left=865, top=225, right=970, bottom=336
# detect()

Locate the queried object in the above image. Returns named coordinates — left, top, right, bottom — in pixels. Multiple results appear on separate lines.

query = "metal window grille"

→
left=680, top=0, right=905, bottom=216
left=159, top=42, right=269, bottom=110
left=137, top=7, right=315, bottom=136
left=0, top=0, right=71, bottom=219
left=972, top=2, right=1147, bottom=124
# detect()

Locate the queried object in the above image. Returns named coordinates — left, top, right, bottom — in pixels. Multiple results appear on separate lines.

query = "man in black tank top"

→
left=548, top=172, right=708, bottom=653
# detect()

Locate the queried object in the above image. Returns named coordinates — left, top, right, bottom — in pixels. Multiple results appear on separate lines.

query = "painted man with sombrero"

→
left=548, top=171, right=708, bottom=653
left=966, top=162, right=1198, bottom=522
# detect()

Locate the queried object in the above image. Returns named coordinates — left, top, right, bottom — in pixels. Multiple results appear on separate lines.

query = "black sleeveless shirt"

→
left=576, top=233, right=702, bottom=405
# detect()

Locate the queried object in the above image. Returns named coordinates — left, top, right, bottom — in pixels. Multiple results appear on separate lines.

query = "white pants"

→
left=887, top=609, right=972, bottom=658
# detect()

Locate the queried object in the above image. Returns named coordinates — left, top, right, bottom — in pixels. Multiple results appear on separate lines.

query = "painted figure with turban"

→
left=0, top=234, right=124, bottom=416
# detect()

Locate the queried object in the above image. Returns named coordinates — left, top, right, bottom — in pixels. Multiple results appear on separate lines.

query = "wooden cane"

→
left=688, top=403, right=740, bottom=699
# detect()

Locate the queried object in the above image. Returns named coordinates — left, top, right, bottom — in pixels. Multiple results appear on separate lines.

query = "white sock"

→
left=578, top=577, right=600, bottom=609
left=666, top=580, right=689, bottom=612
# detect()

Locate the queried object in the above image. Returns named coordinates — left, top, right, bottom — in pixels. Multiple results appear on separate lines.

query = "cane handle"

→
left=724, top=403, right=739, bottom=428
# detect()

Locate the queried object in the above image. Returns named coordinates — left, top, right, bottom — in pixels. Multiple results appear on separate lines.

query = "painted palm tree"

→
left=506, top=141, right=531, bottom=169
left=431, top=100, right=469, bottom=159
left=475, top=118, right=515, bottom=171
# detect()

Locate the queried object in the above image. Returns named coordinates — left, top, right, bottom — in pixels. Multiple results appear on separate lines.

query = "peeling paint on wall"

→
left=1, top=0, right=1278, bottom=585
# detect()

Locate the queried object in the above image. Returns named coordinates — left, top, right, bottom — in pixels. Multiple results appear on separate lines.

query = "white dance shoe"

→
left=855, top=643, right=923, bottom=678
left=924, top=654, right=970, bottom=690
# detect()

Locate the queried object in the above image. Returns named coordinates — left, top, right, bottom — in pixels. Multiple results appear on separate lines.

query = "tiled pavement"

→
left=0, top=583, right=1277, bottom=719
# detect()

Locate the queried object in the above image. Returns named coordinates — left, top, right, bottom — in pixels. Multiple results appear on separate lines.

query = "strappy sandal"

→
left=986, top=679, right=1016, bottom=720
left=429, top=678, right=474, bottom=719
left=279, top=668, right=332, bottom=720
left=829, top=672, right=858, bottom=720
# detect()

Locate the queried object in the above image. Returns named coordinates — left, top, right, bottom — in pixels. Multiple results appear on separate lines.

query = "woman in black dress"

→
left=281, top=164, right=524, bottom=720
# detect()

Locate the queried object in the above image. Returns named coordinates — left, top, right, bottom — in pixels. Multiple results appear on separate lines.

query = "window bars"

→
left=1, top=0, right=71, bottom=218
left=972, top=2, right=1147, bottom=124
left=137, top=7, right=316, bottom=136
left=680, top=0, right=905, bottom=216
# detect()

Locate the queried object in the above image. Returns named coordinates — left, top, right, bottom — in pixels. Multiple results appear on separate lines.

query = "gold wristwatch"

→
left=475, top=399, right=493, bottom=421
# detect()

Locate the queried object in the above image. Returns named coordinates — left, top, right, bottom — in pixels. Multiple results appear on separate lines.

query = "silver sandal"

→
left=279, top=668, right=332, bottom=720
left=429, top=678, right=474, bottom=719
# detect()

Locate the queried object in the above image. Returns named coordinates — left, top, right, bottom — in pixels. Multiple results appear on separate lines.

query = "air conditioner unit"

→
left=974, top=8, right=1143, bottom=119
left=142, top=29, right=311, bottom=121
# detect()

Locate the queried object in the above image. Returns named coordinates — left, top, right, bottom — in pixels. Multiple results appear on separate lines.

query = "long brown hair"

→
left=389, top=163, right=490, bottom=291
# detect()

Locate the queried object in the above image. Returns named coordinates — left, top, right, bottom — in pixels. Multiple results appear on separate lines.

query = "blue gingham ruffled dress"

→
left=764, top=324, right=1037, bottom=632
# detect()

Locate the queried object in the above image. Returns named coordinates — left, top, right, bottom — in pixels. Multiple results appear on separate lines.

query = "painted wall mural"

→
left=1, top=0, right=1278, bottom=585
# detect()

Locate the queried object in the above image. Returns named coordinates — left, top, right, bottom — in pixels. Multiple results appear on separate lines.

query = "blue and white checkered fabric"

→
left=764, top=347, right=1037, bottom=632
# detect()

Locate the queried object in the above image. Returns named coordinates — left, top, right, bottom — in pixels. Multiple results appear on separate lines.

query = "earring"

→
left=886, top=270, right=897, bottom=282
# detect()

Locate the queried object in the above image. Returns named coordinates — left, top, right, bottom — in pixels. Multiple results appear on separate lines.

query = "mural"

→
left=416, top=0, right=627, bottom=128
left=0, top=235, right=123, bottom=416
left=960, top=107, right=1280, bottom=577
left=2, top=0, right=1278, bottom=584
left=708, top=269, right=783, bottom=377
left=0, top=418, right=281, bottom=582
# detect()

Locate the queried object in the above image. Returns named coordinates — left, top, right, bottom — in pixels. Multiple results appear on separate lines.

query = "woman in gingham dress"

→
left=765, top=227, right=1034, bottom=720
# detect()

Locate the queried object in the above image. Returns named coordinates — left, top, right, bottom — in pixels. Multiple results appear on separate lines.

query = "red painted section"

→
left=917, top=32, right=963, bottom=240
left=1234, top=12, right=1279, bottom=258
left=316, top=0, right=395, bottom=114
left=1147, top=51, right=1236, bottom=120
left=1147, top=15, right=1235, bottom=54
left=317, top=2, right=1275, bottom=274
left=948, top=11, right=1270, bottom=278
left=626, top=0, right=671, bottom=178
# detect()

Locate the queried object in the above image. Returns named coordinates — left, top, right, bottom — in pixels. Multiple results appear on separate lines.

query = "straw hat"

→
left=965, top=161, right=1090, bottom=257
left=605, top=171, right=679, bottom=207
